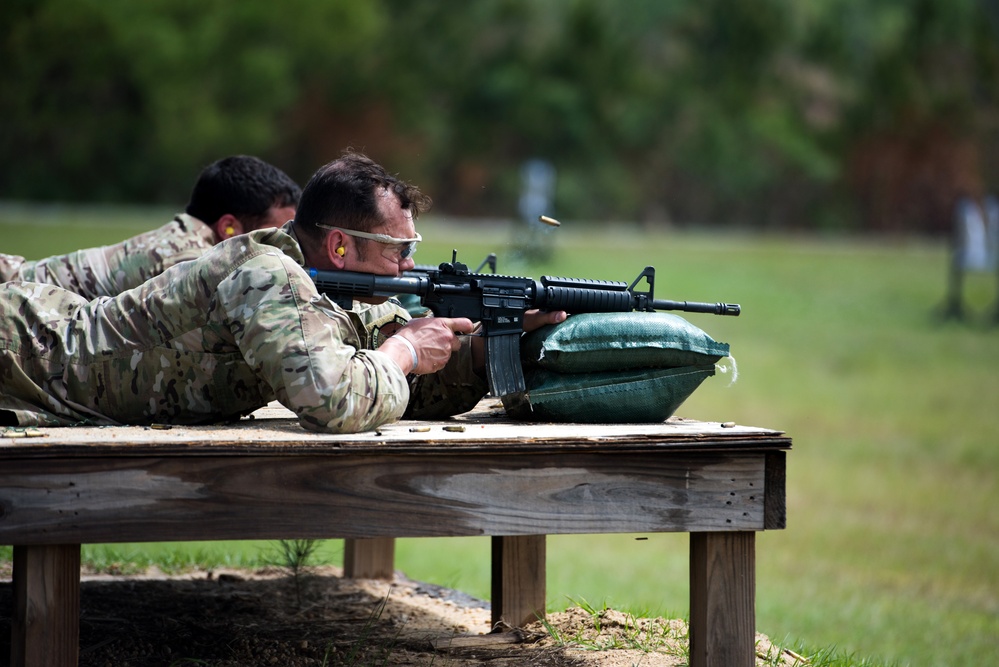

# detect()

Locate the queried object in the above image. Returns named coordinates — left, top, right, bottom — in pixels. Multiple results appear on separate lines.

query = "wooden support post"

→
left=343, top=537, right=395, bottom=579
left=12, top=544, right=81, bottom=667
left=689, top=532, right=756, bottom=667
left=491, top=535, right=546, bottom=628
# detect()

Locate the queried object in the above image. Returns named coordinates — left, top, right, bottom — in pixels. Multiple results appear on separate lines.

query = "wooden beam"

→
left=491, top=535, right=546, bottom=628
left=343, top=537, right=395, bottom=579
left=764, top=451, right=787, bottom=530
left=0, top=452, right=771, bottom=544
left=12, top=544, right=80, bottom=667
left=689, top=532, right=756, bottom=667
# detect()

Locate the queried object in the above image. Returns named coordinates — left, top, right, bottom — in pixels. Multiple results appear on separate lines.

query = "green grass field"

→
left=2, top=206, right=997, bottom=667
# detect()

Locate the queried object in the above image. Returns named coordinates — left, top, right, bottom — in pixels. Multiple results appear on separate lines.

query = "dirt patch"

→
left=0, top=565, right=805, bottom=666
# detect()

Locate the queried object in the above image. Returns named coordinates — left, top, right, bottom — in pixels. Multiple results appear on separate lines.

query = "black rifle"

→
left=309, top=252, right=740, bottom=398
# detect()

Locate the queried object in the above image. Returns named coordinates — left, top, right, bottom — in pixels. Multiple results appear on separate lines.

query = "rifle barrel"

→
left=653, top=299, right=741, bottom=316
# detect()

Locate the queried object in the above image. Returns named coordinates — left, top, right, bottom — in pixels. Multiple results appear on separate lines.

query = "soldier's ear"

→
left=327, top=229, right=348, bottom=269
left=213, top=215, right=244, bottom=241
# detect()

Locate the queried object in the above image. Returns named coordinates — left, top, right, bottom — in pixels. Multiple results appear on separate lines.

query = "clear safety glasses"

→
left=317, top=224, right=422, bottom=260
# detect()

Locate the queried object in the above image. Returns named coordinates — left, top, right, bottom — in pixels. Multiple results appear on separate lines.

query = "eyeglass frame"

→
left=315, top=224, right=422, bottom=260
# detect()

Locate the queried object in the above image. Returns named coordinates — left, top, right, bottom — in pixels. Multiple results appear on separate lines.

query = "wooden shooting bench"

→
left=0, top=400, right=790, bottom=667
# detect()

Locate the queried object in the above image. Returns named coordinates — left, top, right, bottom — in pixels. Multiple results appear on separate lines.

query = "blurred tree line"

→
left=2, top=0, right=998, bottom=233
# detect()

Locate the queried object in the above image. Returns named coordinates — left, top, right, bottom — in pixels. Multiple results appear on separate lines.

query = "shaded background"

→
left=3, top=0, right=999, bottom=234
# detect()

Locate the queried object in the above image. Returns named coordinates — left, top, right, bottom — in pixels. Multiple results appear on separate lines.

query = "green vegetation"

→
left=3, top=1, right=998, bottom=231
left=2, top=212, right=997, bottom=667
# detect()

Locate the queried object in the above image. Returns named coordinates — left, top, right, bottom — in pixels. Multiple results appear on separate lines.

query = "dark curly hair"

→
left=185, top=156, right=301, bottom=229
left=293, top=151, right=432, bottom=239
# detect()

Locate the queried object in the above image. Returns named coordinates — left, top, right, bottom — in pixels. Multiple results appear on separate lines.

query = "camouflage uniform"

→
left=0, top=214, right=216, bottom=299
left=0, top=224, right=487, bottom=433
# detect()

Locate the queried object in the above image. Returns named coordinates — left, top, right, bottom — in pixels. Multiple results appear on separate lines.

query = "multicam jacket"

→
left=0, top=224, right=487, bottom=433
left=0, top=214, right=216, bottom=299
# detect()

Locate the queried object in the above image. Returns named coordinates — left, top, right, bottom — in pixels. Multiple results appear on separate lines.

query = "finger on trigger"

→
left=450, top=318, right=474, bottom=334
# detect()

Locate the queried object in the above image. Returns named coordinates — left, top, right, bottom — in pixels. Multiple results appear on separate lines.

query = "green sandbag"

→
left=520, top=312, right=729, bottom=373
left=502, top=364, right=716, bottom=423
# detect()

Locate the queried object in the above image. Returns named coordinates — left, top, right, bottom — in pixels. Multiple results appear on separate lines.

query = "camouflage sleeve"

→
left=220, top=253, right=411, bottom=433
left=20, top=244, right=126, bottom=297
left=103, top=215, right=215, bottom=294
left=6, top=217, right=215, bottom=298
left=403, top=338, right=489, bottom=420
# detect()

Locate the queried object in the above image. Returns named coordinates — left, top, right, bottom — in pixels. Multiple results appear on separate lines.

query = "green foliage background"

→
left=3, top=0, right=999, bottom=232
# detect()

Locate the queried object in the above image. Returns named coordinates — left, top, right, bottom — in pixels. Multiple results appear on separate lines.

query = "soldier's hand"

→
left=385, top=317, right=474, bottom=375
left=523, top=309, right=567, bottom=333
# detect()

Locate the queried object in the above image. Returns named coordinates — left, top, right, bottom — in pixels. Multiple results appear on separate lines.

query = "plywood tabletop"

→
left=0, top=400, right=789, bottom=458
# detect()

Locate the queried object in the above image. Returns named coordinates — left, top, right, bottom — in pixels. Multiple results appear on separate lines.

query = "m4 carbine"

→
left=309, top=253, right=739, bottom=399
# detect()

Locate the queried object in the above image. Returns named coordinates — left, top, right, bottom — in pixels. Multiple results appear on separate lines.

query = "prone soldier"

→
left=0, top=152, right=565, bottom=432
left=0, top=155, right=301, bottom=298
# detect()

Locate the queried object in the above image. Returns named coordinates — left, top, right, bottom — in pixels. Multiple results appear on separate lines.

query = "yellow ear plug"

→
left=225, top=226, right=235, bottom=236
left=336, top=246, right=346, bottom=256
